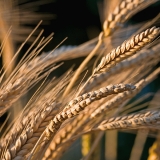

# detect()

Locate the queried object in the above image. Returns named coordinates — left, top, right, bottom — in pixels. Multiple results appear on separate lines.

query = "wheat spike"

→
left=28, top=83, right=135, bottom=159
left=93, top=27, right=160, bottom=75
left=1, top=73, right=70, bottom=151
left=82, top=44, right=160, bottom=94
left=63, top=84, right=135, bottom=112
left=0, top=42, right=62, bottom=117
left=43, top=114, right=86, bottom=159
left=91, top=67, right=160, bottom=118
left=103, top=0, right=146, bottom=36
left=62, top=0, right=156, bottom=96
left=1, top=72, right=71, bottom=160
left=43, top=101, right=98, bottom=159
left=45, top=84, right=135, bottom=138
left=3, top=102, right=61, bottom=160
left=91, top=80, right=145, bottom=118
left=98, top=110, right=160, bottom=130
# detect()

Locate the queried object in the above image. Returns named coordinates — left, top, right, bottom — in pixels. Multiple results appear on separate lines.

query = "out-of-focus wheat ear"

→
left=93, top=27, right=160, bottom=75
left=0, top=0, right=55, bottom=44
left=148, top=134, right=160, bottom=160
left=0, top=40, right=63, bottom=117
left=82, top=43, right=160, bottom=94
left=1, top=72, right=72, bottom=160
left=129, top=91, right=160, bottom=160
left=1, top=71, right=71, bottom=153
left=103, top=0, right=157, bottom=37
left=97, top=110, right=160, bottom=130
left=63, top=32, right=104, bottom=97
left=29, top=83, right=135, bottom=159
left=91, top=67, right=160, bottom=118
left=0, top=64, right=56, bottom=117
left=3, top=102, right=61, bottom=160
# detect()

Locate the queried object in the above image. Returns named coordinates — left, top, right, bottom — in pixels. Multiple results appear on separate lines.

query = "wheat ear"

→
left=64, top=83, right=135, bottom=112
left=47, top=84, right=135, bottom=135
left=103, top=0, right=151, bottom=36
left=82, top=44, right=160, bottom=94
left=28, top=83, right=135, bottom=159
left=0, top=47, right=61, bottom=117
left=1, top=73, right=70, bottom=151
left=93, top=27, right=160, bottom=75
left=62, top=1, right=144, bottom=96
left=91, top=67, right=160, bottom=118
left=2, top=73, right=71, bottom=159
left=43, top=114, right=86, bottom=159
left=2, top=101, right=62, bottom=160
left=63, top=3, right=158, bottom=96
left=97, top=110, right=160, bottom=130
left=43, top=100, right=98, bottom=159
left=103, top=0, right=158, bottom=37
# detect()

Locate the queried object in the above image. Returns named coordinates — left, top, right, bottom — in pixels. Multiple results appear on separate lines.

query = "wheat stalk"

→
left=0, top=1, right=160, bottom=159
left=43, top=114, right=86, bottom=159
left=2, top=72, right=73, bottom=159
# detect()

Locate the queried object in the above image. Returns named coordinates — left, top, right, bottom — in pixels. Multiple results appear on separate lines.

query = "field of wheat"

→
left=0, top=0, right=160, bottom=160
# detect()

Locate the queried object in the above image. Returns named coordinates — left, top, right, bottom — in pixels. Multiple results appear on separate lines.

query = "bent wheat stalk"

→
left=43, top=61, right=160, bottom=159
